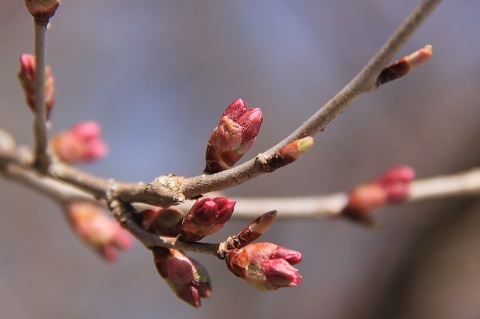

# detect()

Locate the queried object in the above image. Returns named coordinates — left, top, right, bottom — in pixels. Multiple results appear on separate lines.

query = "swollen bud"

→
left=342, top=166, right=415, bottom=223
left=18, top=54, right=55, bottom=118
left=227, top=242, right=302, bottom=291
left=152, top=248, right=212, bottom=308
left=181, top=197, right=236, bottom=241
left=278, top=136, right=314, bottom=164
left=50, top=121, right=108, bottom=163
left=204, top=99, right=263, bottom=174
left=65, top=201, right=134, bottom=262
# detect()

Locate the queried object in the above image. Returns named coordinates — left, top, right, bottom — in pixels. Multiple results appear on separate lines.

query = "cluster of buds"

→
left=204, top=99, right=263, bottom=174
left=136, top=205, right=215, bottom=307
left=227, top=242, right=302, bottom=291
left=17, top=54, right=55, bottom=118
left=65, top=201, right=134, bottom=262
left=377, top=45, right=433, bottom=86
left=50, top=121, right=108, bottom=163
left=343, top=165, right=416, bottom=223
left=152, top=248, right=212, bottom=308
left=136, top=196, right=303, bottom=306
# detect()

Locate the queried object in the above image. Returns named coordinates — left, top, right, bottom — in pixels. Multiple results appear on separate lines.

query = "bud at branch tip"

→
left=377, top=45, right=432, bottom=86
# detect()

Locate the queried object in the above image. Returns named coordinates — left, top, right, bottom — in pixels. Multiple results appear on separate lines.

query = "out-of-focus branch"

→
left=231, top=168, right=480, bottom=219
left=32, top=21, right=49, bottom=171
left=2, top=141, right=479, bottom=220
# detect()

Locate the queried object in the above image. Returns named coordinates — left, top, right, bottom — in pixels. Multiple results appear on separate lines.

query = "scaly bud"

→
left=65, top=201, right=134, bottom=262
left=227, top=242, right=302, bottom=291
left=235, top=210, right=277, bottom=248
left=18, top=54, right=55, bottom=118
left=204, top=99, right=263, bottom=174
left=377, top=45, right=432, bottom=86
left=50, top=121, right=108, bottom=163
left=276, top=136, right=314, bottom=167
left=152, top=248, right=212, bottom=308
left=181, top=197, right=236, bottom=241
left=25, top=0, right=60, bottom=25
left=137, top=207, right=185, bottom=237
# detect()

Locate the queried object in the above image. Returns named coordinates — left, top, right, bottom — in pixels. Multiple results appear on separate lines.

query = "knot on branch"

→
left=146, top=174, right=186, bottom=206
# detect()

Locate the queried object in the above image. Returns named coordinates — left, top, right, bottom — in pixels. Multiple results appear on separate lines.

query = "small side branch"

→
left=32, top=21, right=50, bottom=171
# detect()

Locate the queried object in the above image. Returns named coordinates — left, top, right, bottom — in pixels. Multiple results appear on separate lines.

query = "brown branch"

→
left=178, top=0, right=443, bottom=199
left=5, top=0, right=443, bottom=207
left=108, top=199, right=224, bottom=257
left=32, top=20, right=50, bottom=171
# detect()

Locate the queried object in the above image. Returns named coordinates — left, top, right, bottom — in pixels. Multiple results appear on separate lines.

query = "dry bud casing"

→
left=377, top=45, right=432, bottom=86
left=65, top=201, right=133, bottom=262
left=18, top=54, right=55, bottom=118
left=50, top=121, right=108, bottom=163
left=227, top=242, right=302, bottom=291
left=204, top=99, right=263, bottom=174
left=152, top=248, right=212, bottom=308
left=236, top=210, right=277, bottom=248
left=181, top=197, right=236, bottom=241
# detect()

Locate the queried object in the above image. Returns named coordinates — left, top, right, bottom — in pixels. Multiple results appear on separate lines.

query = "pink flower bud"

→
left=227, top=242, right=302, bottom=291
left=343, top=166, right=415, bottom=222
left=137, top=207, right=185, bottom=237
left=50, top=121, right=108, bottom=163
left=377, top=165, right=415, bottom=203
left=65, top=201, right=134, bottom=262
left=204, top=99, right=263, bottom=173
left=181, top=197, right=236, bottom=241
left=152, top=248, right=212, bottom=308
left=25, top=0, right=60, bottom=24
left=18, top=54, right=55, bottom=118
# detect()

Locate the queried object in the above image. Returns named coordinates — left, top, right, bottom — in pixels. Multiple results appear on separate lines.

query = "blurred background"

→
left=1, top=1, right=480, bottom=318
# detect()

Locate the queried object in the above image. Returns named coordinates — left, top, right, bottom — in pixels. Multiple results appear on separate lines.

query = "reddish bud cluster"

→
left=227, top=242, right=302, bottom=291
left=65, top=201, right=134, bottom=261
left=50, top=121, right=108, bottom=163
left=18, top=54, right=55, bottom=118
left=153, top=248, right=212, bottom=308
left=343, top=166, right=415, bottom=221
left=204, top=99, right=263, bottom=173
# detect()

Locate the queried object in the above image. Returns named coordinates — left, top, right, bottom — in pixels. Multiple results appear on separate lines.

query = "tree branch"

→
left=32, top=20, right=50, bottom=171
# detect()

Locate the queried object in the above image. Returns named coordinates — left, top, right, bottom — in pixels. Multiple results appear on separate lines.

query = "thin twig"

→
left=32, top=21, right=50, bottom=171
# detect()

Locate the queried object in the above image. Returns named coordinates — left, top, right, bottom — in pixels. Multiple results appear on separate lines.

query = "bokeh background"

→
left=1, top=1, right=480, bottom=318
